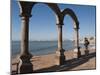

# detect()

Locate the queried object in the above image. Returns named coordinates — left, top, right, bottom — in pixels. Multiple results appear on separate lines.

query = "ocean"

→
left=12, top=40, right=92, bottom=57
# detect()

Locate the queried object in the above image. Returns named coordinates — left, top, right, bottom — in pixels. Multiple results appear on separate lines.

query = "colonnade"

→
left=17, top=1, right=80, bottom=74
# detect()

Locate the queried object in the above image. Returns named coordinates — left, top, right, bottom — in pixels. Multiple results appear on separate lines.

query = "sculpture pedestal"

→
left=55, top=49, right=65, bottom=65
left=18, top=54, right=33, bottom=74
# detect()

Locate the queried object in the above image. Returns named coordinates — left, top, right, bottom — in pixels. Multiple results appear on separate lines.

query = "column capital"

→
left=74, top=21, right=79, bottom=29
left=56, top=20, right=64, bottom=26
left=57, top=25, right=63, bottom=28
left=56, top=23, right=64, bottom=28
left=73, top=24, right=79, bottom=30
left=20, top=16, right=30, bottom=21
left=74, top=27, right=79, bottom=30
left=18, top=1, right=35, bottom=18
left=19, top=13, right=32, bottom=18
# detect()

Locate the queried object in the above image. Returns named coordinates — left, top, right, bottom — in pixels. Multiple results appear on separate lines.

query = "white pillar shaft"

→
left=21, top=17, right=29, bottom=55
left=57, top=25, right=63, bottom=50
left=74, top=28, right=79, bottom=49
left=75, top=29, right=79, bottom=47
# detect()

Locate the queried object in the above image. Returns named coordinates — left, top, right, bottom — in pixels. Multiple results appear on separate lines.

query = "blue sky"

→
left=12, top=0, right=96, bottom=41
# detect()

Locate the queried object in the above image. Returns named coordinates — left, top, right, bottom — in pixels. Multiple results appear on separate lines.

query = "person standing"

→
left=84, top=37, right=90, bottom=55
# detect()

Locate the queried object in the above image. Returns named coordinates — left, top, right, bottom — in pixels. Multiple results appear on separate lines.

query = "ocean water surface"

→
left=12, top=41, right=74, bottom=56
left=12, top=40, right=93, bottom=57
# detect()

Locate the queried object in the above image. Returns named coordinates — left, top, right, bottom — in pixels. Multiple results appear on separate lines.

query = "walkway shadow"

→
left=12, top=52, right=96, bottom=74
left=34, top=52, right=96, bottom=73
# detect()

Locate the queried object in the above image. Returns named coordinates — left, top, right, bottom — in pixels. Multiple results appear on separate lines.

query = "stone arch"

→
left=29, top=3, right=58, bottom=52
left=62, top=8, right=81, bottom=58
left=18, top=1, right=62, bottom=24
left=18, top=2, right=65, bottom=73
left=17, top=1, right=81, bottom=73
left=62, top=8, right=79, bottom=29
left=18, top=1, right=62, bottom=55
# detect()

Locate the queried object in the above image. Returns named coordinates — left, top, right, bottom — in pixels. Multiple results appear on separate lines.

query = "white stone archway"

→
left=62, top=8, right=81, bottom=58
left=17, top=1, right=80, bottom=74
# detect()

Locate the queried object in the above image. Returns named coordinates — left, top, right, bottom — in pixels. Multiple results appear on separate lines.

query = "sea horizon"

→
left=11, top=40, right=75, bottom=57
left=11, top=40, right=95, bottom=58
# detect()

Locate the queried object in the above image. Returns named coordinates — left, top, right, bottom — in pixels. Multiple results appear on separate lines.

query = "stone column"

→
left=73, top=23, right=81, bottom=58
left=18, top=1, right=34, bottom=74
left=55, top=24, right=65, bottom=65
left=58, top=25, right=63, bottom=49
left=18, top=15, right=33, bottom=74
left=20, top=16, right=30, bottom=56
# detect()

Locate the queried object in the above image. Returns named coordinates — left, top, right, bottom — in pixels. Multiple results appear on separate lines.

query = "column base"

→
left=73, top=48, right=81, bottom=58
left=18, top=54, right=33, bottom=74
left=55, top=49, right=65, bottom=65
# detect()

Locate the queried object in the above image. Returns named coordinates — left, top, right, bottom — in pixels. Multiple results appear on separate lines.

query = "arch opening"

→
left=29, top=3, right=58, bottom=55
left=63, top=15, right=75, bottom=54
left=62, top=8, right=81, bottom=58
left=62, top=8, right=79, bottom=29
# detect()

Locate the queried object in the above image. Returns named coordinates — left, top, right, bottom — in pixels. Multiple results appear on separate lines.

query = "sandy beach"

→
left=12, top=47, right=96, bottom=74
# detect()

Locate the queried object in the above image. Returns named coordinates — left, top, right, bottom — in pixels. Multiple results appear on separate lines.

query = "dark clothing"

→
left=84, top=38, right=90, bottom=49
